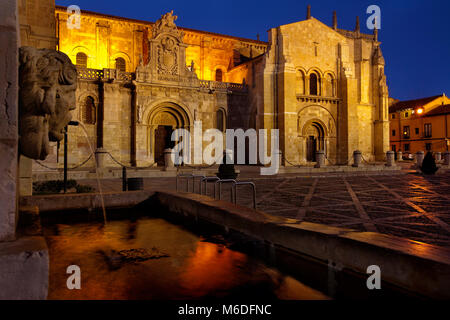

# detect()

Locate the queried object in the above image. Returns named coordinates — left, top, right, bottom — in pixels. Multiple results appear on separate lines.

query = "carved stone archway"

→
left=147, top=102, right=191, bottom=165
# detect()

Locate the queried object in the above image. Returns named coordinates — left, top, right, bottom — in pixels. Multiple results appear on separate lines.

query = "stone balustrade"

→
left=77, top=67, right=134, bottom=82
left=78, top=68, right=247, bottom=92
left=199, top=80, right=247, bottom=92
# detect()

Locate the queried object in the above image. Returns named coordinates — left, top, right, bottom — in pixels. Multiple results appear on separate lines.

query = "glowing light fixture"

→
left=416, top=108, right=424, bottom=115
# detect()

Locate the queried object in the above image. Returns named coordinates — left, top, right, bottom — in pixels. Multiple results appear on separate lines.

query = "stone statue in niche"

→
left=19, top=47, right=77, bottom=160
left=137, top=105, right=144, bottom=124
left=379, top=71, right=388, bottom=96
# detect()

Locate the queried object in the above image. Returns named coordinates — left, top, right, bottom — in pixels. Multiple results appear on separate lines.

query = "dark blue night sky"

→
left=56, top=0, right=450, bottom=101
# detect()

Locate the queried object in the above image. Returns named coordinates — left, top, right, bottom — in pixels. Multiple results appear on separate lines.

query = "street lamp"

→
left=63, top=121, right=80, bottom=193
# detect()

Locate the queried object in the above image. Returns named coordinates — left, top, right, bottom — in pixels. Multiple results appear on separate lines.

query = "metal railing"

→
left=200, top=177, right=220, bottom=196
left=215, top=179, right=237, bottom=202
left=176, top=174, right=194, bottom=192
left=233, top=182, right=257, bottom=209
left=176, top=174, right=257, bottom=210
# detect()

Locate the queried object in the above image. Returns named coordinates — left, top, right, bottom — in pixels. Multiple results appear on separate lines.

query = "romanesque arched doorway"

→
left=148, top=103, right=190, bottom=166
left=305, top=121, right=325, bottom=162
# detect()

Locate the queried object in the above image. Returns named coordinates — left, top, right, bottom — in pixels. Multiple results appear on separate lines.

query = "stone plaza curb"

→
left=20, top=190, right=450, bottom=299
left=156, top=191, right=450, bottom=299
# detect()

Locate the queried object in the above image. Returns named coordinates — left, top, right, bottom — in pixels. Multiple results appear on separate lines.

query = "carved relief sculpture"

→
left=19, top=47, right=77, bottom=160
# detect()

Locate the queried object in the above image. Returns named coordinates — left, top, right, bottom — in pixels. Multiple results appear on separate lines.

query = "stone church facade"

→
left=22, top=2, right=390, bottom=170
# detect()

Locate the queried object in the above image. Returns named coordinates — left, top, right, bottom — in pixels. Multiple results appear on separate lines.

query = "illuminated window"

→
left=403, top=126, right=410, bottom=139
left=309, top=73, right=320, bottom=96
left=424, top=123, right=432, bottom=138
left=115, top=58, right=126, bottom=72
left=216, top=109, right=226, bottom=132
left=76, top=52, right=88, bottom=68
left=405, top=112, right=409, bottom=118
left=82, top=96, right=96, bottom=125
left=215, top=69, right=223, bottom=82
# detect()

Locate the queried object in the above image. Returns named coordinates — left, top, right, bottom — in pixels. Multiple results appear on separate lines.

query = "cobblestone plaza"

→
left=83, top=169, right=450, bottom=248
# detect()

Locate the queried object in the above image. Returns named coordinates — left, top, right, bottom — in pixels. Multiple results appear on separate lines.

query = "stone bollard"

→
left=397, top=151, right=403, bottom=162
left=352, top=150, right=362, bottom=167
left=416, top=151, right=425, bottom=168
left=277, top=150, right=283, bottom=167
left=164, top=148, right=176, bottom=171
left=95, top=147, right=108, bottom=168
left=444, top=151, right=450, bottom=166
left=435, top=152, right=442, bottom=163
left=315, top=150, right=325, bottom=168
left=386, top=151, right=395, bottom=167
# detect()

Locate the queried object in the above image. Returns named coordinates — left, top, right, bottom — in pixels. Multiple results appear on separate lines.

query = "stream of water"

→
left=77, top=122, right=107, bottom=224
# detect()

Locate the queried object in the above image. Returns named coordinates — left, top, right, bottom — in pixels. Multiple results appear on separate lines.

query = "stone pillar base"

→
left=352, top=150, right=362, bottom=167
left=164, top=149, right=177, bottom=171
left=95, top=148, right=108, bottom=168
left=0, top=236, right=49, bottom=300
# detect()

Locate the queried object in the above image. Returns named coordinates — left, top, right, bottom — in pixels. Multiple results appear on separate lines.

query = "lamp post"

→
left=63, top=121, right=80, bottom=193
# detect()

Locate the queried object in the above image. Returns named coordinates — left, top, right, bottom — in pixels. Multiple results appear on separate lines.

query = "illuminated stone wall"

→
left=254, top=17, right=390, bottom=165
left=55, top=6, right=267, bottom=82
left=25, top=5, right=391, bottom=170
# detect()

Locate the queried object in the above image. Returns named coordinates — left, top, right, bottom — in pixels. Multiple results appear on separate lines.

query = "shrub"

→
left=32, top=180, right=93, bottom=195
left=421, top=151, right=438, bottom=175
left=75, top=184, right=95, bottom=194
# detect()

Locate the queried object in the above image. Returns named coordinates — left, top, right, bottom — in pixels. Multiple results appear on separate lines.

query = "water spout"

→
left=77, top=122, right=107, bottom=224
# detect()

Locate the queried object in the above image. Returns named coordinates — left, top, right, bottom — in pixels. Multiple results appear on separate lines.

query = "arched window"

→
left=325, top=74, right=335, bottom=97
left=76, top=52, right=88, bottom=68
left=309, top=73, right=320, bottom=96
left=82, top=96, right=96, bottom=125
left=115, top=57, right=126, bottom=72
left=215, top=69, right=223, bottom=82
left=216, top=109, right=226, bottom=132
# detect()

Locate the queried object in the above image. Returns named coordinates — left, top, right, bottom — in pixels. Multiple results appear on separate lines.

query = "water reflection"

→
left=43, top=217, right=329, bottom=300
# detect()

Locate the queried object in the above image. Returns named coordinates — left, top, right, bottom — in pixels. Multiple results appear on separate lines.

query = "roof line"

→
left=56, top=5, right=268, bottom=45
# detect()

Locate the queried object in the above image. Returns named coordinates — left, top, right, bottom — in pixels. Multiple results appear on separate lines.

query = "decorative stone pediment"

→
left=136, top=11, right=198, bottom=86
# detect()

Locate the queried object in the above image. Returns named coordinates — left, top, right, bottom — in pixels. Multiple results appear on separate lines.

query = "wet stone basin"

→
left=42, top=216, right=330, bottom=300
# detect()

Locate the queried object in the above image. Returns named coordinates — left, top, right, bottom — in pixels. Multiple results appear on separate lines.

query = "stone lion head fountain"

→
left=19, top=47, right=77, bottom=160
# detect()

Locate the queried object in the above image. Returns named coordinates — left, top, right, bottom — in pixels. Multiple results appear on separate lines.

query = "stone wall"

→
left=0, top=0, right=20, bottom=241
left=256, top=16, right=390, bottom=165
left=54, top=6, right=267, bottom=82
left=18, top=0, right=57, bottom=48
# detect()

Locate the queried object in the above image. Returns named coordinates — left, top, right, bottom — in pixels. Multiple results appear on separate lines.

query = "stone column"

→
left=444, top=151, right=450, bottom=166
left=397, top=151, right=403, bottom=162
left=352, top=150, right=362, bottom=167
left=0, top=0, right=19, bottom=241
left=416, top=151, right=425, bottom=167
left=386, top=151, right=395, bottom=167
left=315, top=150, right=325, bottom=168
left=0, top=0, right=49, bottom=300
left=435, top=152, right=442, bottom=163
left=164, top=148, right=176, bottom=171
left=95, top=147, right=108, bottom=168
